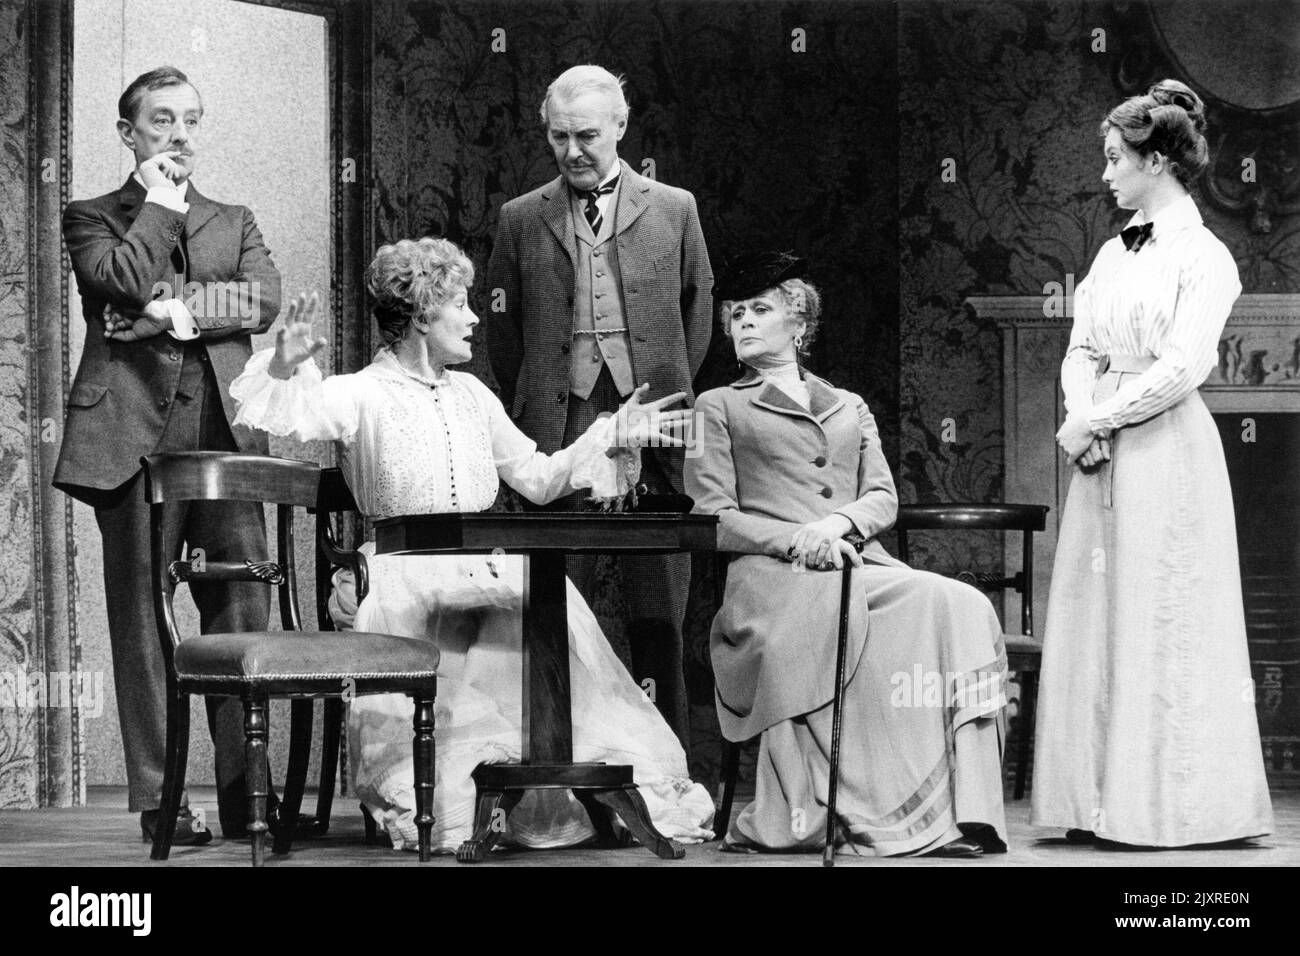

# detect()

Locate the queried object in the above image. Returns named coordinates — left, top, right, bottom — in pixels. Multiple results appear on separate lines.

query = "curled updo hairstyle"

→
left=365, top=237, right=475, bottom=345
left=719, top=278, right=824, bottom=359
left=1101, top=79, right=1209, bottom=188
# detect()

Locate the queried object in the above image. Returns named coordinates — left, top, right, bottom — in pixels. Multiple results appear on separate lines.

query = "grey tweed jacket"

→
left=486, top=159, right=713, bottom=461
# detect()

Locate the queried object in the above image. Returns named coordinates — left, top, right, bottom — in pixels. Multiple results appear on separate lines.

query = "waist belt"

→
left=1098, top=353, right=1155, bottom=374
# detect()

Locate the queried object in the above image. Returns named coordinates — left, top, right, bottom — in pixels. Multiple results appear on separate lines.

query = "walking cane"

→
left=823, top=555, right=857, bottom=868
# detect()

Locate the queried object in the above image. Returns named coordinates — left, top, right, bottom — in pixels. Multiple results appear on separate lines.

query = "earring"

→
left=794, top=334, right=804, bottom=349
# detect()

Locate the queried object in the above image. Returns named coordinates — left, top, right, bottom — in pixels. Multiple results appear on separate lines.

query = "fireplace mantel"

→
left=974, top=292, right=1300, bottom=785
left=977, top=292, right=1300, bottom=410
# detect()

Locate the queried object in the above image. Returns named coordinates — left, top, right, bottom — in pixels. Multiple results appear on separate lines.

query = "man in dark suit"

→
left=55, top=67, right=281, bottom=843
left=487, top=65, right=713, bottom=749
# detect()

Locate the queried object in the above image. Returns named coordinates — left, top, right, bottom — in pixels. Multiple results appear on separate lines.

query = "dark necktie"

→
left=579, top=176, right=619, bottom=234
left=1121, top=221, right=1154, bottom=252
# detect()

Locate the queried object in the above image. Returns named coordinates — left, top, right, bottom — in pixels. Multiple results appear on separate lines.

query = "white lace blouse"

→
left=230, top=348, right=631, bottom=517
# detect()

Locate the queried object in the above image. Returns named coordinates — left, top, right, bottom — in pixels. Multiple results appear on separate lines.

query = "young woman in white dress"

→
left=230, top=237, right=715, bottom=852
left=1031, top=80, right=1273, bottom=847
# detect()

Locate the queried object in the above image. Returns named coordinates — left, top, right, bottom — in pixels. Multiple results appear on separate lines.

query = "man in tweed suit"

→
left=56, top=67, right=281, bottom=843
left=487, top=64, right=713, bottom=748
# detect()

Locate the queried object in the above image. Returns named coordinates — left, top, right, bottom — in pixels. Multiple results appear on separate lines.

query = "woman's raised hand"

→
left=612, top=383, right=692, bottom=449
left=269, top=292, right=328, bottom=380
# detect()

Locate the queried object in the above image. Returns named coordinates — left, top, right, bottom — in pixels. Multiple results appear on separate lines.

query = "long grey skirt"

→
left=724, top=565, right=1008, bottom=856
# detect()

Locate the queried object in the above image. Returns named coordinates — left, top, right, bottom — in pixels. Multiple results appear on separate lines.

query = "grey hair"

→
left=718, top=278, right=824, bottom=358
left=539, top=64, right=629, bottom=126
left=366, top=237, right=475, bottom=345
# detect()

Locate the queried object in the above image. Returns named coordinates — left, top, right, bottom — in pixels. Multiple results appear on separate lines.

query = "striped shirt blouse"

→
left=1061, top=193, right=1242, bottom=431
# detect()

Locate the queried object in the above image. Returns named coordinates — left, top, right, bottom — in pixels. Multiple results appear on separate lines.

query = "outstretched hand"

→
left=611, top=383, right=692, bottom=449
left=269, top=292, right=327, bottom=380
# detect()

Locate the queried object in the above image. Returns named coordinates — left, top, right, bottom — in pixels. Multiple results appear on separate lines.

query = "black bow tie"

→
left=1121, top=221, right=1154, bottom=252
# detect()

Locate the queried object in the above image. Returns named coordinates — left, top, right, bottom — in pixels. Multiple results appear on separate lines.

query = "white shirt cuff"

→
left=163, top=299, right=200, bottom=340
left=145, top=186, right=189, bottom=214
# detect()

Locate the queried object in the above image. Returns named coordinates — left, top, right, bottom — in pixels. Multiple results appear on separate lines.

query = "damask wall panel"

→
left=899, top=1, right=1111, bottom=536
left=370, top=0, right=898, bottom=440
left=0, top=0, right=37, bottom=809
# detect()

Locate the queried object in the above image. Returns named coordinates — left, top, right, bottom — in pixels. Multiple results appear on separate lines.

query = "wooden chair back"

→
left=310, top=467, right=368, bottom=617
left=142, top=453, right=321, bottom=665
left=895, top=503, right=1047, bottom=637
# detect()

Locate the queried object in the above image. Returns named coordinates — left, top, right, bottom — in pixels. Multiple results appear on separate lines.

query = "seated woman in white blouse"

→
left=230, top=237, right=715, bottom=852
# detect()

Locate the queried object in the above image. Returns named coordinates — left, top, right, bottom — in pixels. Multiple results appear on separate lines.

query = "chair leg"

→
left=411, top=693, right=436, bottom=862
left=315, top=698, right=345, bottom=832
left=274, top=698, right=313, bottom=856
left=361, top=803, right=382, bottom=845
left=716, top=739, right=741, bottom=841
left=152, top=688, right=191, bottom=861
left=244, top=696, right=270, bottom=867
left=1015, top=670, right=1038, bottom=800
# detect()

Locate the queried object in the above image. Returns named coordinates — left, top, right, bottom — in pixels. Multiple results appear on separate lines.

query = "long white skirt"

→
left=1031, top=384, right=1272, bottom=845
left=330, top=545, right=715, bottom=852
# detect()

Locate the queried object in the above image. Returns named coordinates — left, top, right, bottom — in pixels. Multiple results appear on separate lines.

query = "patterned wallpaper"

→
left=369, top=0, right=899, bottom=434
left=0, top=0, right=36, bottom=808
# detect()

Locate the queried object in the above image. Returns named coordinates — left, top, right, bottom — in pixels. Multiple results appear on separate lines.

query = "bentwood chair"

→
left=143, top=452, right=439, bottom=866
left=895, top=503, right=1049, bottom=799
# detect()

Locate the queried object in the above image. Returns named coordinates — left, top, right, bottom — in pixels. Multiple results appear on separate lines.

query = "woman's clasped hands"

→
left=1056, top=411, right=1112, bottom=470
left=788, top=514, right=864, bottom=572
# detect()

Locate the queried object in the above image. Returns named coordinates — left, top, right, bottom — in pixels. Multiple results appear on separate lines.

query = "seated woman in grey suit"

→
left=685, top=252, right=1008, bottom=857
